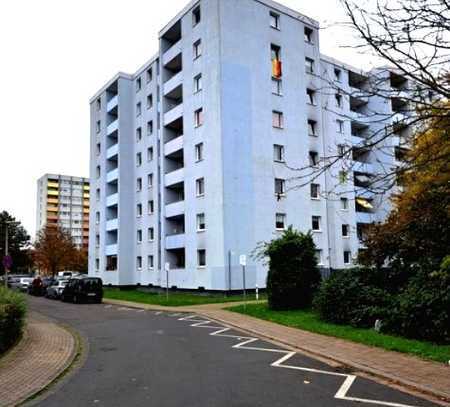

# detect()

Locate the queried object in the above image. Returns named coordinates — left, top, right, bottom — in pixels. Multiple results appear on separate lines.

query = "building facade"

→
left=36, top=174, right=90, bottom=249
left=89, top=0, right=411, bottom=289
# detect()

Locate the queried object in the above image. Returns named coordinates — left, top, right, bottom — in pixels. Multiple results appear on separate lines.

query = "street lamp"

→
left=2, top=220, right=17, bottom=288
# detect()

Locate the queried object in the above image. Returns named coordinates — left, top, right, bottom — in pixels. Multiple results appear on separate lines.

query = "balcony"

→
left=165, top=233, right=185, bottom=250
left=106, top=193, right=118, bottom=207
left=106, top=168, right=119, bottom=183
left=106, top=219, right=118, bottom=231
left=354, top=161, right=375, bottom=174
left=165, top=201, right=185, bottom=218
left=164, top=72, right=183, bottom=96
left=164, top=135, right=184, bottom=156
left=106, top=144, right=119, bottom=159
left=351, top=135, right=370, bottom=147
left=106, top=244, right=118, bottom=256
left=356, top=212, right=375, bottom=224
left=165, top=168, right=184, bottom=187
left=162, top=39, right=182, bottom=67
left=164, top=103, right=183, bottom=127
left=107, top=95, right=118, bottom=112
left=107, top=119, right=119, bottom=135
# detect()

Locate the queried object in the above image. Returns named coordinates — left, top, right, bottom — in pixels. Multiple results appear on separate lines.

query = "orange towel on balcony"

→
left=272, top=59, right=282, bottom=78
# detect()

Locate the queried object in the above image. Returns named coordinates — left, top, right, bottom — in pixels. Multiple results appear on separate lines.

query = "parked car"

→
left=18, top=277, right=34, bottom=292
left=7, top=275, right=31, bottom=290
left=46, top=279, right=69, bottom=299
left=61, top=277, right=103, bottom=304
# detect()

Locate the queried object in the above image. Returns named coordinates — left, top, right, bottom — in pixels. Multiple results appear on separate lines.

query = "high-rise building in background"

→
left=89, top=0, right=412, bottom=289
left=36, top=174, right=90, bottom=249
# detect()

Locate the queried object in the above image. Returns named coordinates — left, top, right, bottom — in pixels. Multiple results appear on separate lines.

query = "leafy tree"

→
left=255, top=227, right=321, bottom=310
left=33, top=226, right=79, bottom=276
left=0, top=211, right=32, bottom=275
left=360, top=103, right=450, bottom=269
left=70, top=249, right=88, bottom=273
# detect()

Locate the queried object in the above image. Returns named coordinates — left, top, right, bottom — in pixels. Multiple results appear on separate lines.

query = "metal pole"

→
left=166, top=267, right=169, bottom=301
left=242, top=264, right=246, bottom=309
left=256, top=284, right=259, bottom=300
left=228, top=250, right=232, bottom=295
left=4, top=225, right=8, bottom=288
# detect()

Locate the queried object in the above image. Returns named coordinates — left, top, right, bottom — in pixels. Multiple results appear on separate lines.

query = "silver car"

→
left=45, top=279, right=69, bottom=299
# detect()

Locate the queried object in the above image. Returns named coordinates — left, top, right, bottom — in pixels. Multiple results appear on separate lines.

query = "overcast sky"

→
left=0, top=0, right=377, bottom=236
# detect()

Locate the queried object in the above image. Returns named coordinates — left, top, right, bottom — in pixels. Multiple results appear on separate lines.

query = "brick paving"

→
left=0, top=312, right=76, bottom=407
left=105, top=298, right=450, bottom=405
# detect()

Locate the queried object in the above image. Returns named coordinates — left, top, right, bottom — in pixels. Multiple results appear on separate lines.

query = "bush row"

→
left=0, top=287, right=26, bottom=354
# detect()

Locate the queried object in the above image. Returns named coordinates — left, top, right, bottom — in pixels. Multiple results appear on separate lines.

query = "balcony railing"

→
left=164, top=135, right=183, bottom=156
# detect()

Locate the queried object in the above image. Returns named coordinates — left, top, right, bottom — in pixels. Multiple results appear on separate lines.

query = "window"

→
left=334, top=68, right=341, bottom=82
left=306, top=88, right=316, bottom=105
left=338, top=144, right=346, bottom=157
left=148, top=227, right=154, bottom=242
left=96, top=120, right=101, bottom=133
left=148, top=255, right=154, bottom=270
left=194, top=108, right=204, bottom=127
left=274, top=178, right=286, bottom=195
left=312, top=216, right=321, bottom=231
left=96, top=188, right=100, bottom=201
left=95, top=212, right=100, bottom=224
left=147, top=94, right=153, bottom=109
left=146, top=67, right=153, bottom=83
left=304, top=27, right=313, bottom=43
left=311, top=183, right=320, bottom=199
left=194, top=74, right=202, bottom=93
left=275, top=213, right=286, bottom=230
left=305, top=57, right=314, bottom=74
left=271, top=44, right=282, bottom=78
left=136, top=127, right=142, bottom=142
left=148, top=173, right=153, bottom=188
left=335, top=93, right=343, bottom=108
left=136, top=177, right=142, bottom=192
left=137, top=229, right=142, bottom=243
left=339, top=171, right=348, bottom=184
left=95, top=258, right=100, bottom=270
left=147, top=147, right=154, bottom=162
left=197, top=249, right=206, bottom=267
left=308, top=119, right=317, bottom=136
left=315, top=250, right=323, bottom=265
left=148, top=200, right=154, bottom=214
left=271, top=44, right=281, bottom=61
left=137, top=256, right=142, bottom=270
left=272, top=111, right=284, bottom=128
left=136, top=152, right=142, bottom=166
left=340, top=197, right=349, bottom=210
left=193, top=6, right=201, bottom=26
left=147, top=121, right=153, bottom=136
left=95, top=234, right=100, bottom=247
left=136, top=102, right=142, bottom=117
left=195, top=143, right=204, bottom=162
left=309, top=151, right=319, bottom=166
left=197, top=213, right=205, bottom=231
left=336, top=120, right=344, bottom=134
left=342, top=224, right=350, bottom=237
left=136, top=77, right=141, bottom=92
left=96, top=98, right=101, bottom=111
left=273, top=144, right=285, bottom=162
left=96, top=143, right=101, bottom=156
left=270, top=11, right=280, bottom=29
left=137, top=203, right=142, bottom=217
left=96, top=165, right=101, bottom=179
left=344, top=251, right=352, bottom=264
left=196, top=178, right=205, bottom=196
left=272, top=78, right=282, bottom=95
left=193, top=39, right=202, bottom=59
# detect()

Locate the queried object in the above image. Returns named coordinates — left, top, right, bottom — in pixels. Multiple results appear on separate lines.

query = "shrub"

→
left=258, top=227, right=321, bottom=310
left=314, top=268, right=392, bottom=328
left=0, top=287, right=27, bottom=354
left=383, top=257, right=450, bottom=344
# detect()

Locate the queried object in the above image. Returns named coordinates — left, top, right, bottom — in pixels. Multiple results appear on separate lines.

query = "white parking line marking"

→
left=177, top=315, right=420, bottom=407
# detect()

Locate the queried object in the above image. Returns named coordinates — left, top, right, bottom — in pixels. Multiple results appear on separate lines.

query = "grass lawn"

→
left=228, top=303, right=450, bottom=364
left=103, top=288, right=265, bottom=307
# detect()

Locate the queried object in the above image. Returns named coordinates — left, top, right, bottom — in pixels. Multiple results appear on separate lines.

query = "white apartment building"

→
left=36, top=174, right=90, bottom=249
left=89, top=0, right=411, bottom=289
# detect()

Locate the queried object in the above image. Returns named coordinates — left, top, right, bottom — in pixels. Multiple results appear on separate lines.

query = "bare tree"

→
left=284, top=0, right=450, bottom=201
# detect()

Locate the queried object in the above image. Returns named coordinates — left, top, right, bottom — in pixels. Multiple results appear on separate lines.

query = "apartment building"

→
left=36, top=174, right=90, bottom=249
left=89, top=0, right=411, bottom=289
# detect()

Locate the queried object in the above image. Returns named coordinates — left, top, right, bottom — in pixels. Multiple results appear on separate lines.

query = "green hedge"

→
left=0, top=287, right=26, bottom=354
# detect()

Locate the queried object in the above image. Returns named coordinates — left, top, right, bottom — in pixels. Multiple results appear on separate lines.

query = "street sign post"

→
left=165, top=262, right=170, bottom=301
left=2, top=255, right=12, bottom=288
left=239, top=255, right=247, bottom=308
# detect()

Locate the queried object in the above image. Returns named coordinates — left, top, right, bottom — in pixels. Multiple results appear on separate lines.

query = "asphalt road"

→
left=26, top=296, right=437, bottom=407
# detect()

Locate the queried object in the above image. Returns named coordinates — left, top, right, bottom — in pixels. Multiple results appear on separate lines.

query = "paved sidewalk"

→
left=0, top=312, right=76, bottom=407
left=105, top=298, right=450, bottom=405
